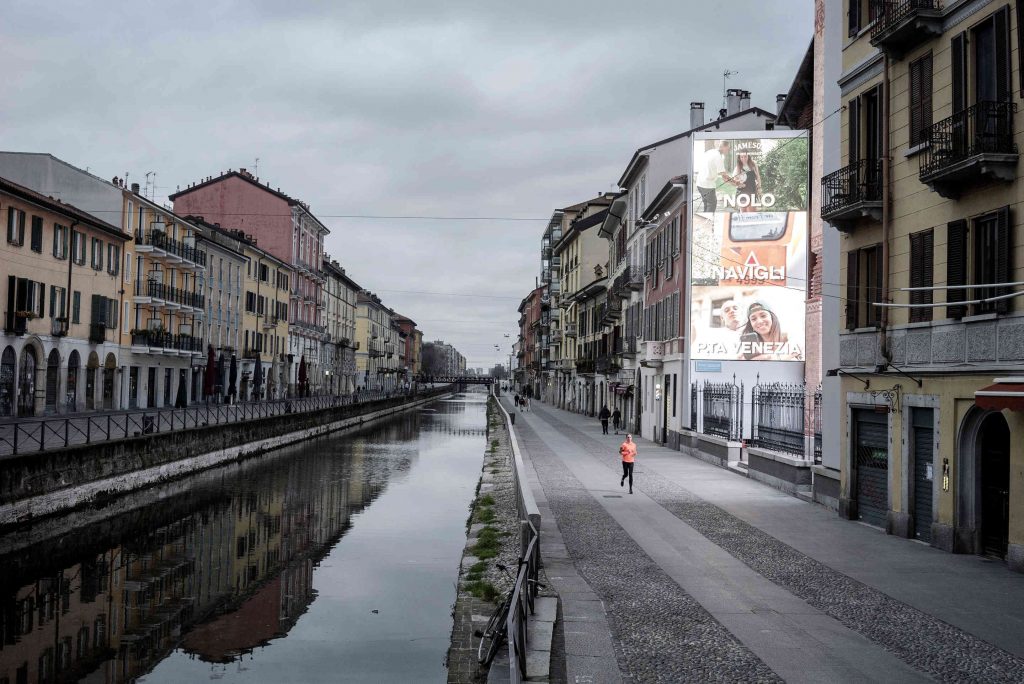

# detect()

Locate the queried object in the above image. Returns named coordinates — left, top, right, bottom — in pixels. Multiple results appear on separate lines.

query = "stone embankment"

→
left=447, top=396, right=557, bottom=684
left=0, top=388, right=451, bottom=528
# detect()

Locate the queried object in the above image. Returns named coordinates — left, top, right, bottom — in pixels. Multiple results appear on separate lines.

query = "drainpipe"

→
left=880, top=54, right=893, bottom=366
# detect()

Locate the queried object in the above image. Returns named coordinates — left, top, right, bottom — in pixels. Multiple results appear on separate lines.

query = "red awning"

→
left=975, top=379, right=1024, bottom=412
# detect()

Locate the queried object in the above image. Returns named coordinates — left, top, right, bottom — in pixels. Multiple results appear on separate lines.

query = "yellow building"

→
left=1, top=176, right=130, bottom=416
left=826, top=0, right=1024, bottom=570
left=355, top=291, right=391, bottom=391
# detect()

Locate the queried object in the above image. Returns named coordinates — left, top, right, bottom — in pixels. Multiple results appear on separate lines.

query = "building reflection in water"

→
left=0, top=402, right=440, bottom=684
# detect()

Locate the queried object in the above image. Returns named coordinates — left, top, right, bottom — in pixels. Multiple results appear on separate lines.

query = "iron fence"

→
left=507, top=524, right=540, bottom=683
left=690, top=383, right=698, bottom=430
left=700, top=379, right=743, bottom=441
left=869, top=0, right=940, bottom=39
left=750, top=381, right=806, bottom=458
left=920, top=101, right=1018, bottom=178
left=821, top=158, right=882, bottom=217
left=0, top=387, right=435, bottom=458
left=813, top=386, right=823, bottom=464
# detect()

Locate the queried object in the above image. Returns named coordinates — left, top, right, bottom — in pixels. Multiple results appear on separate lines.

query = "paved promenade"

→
left=506, top=398, right=1024, bottom=683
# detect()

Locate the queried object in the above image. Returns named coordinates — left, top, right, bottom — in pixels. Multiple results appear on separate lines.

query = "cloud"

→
left=0, top=0, right=811, bottom=367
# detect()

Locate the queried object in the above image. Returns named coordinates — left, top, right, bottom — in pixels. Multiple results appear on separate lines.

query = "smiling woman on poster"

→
left=737, top=301, right=802, bottom=361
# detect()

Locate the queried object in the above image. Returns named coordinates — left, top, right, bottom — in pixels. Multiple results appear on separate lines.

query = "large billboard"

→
left=689, top=133, right=808, bottom=361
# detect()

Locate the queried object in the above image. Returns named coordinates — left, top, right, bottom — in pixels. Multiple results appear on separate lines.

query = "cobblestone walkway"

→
left=538, top=409, right=1024, bottom=683
left=516, top=418, right=781, bottom=683
left=511, top=400, right=1024, bottom=683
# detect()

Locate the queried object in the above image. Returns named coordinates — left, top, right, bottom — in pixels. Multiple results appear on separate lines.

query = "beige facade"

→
left=829, top=0, right=1024, bottom=570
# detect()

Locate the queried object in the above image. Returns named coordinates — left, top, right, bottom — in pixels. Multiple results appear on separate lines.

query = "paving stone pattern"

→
left=540, top=410, right=1024, bottom=684
left=516, top=419, right=782, bottom=683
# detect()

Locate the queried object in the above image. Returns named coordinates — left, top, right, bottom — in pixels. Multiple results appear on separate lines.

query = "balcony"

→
left=821, top=158, right=883, bottom=229
left=131, top=331, right=204, bottom=355
left=51, top=317, right=68, bottom=337
left=549, top=280, right=561, bottom=295
left=627, top=266, right=644, bottom=291
left=549, top=308, right=561, bottom=320
left=135, top=228, right=207, bottom=268
left=601, top=298, right=622, bottom=326
left=595, top=356, right=619, bottom=374
left=575, top=358, right=595, bottom=375
left=541, top=269, right=551, bottom=283
left=551, top=255, right=561, bottom=268
left=613, top=337, right=638, bottom=357
left=550, top=330, right=563, bottom=344
left=869, top=0, right=942, bottom=58
left=141, top=280, right=206, bottom=310
left=919, top=101, right=1018, bottom=198
left=89, top=323, right=106, bottom=344
left=262, top=315, right=279, bottom=330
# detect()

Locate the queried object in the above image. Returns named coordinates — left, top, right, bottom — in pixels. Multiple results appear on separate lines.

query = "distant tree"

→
left=421, top=345, right=444, bottom=376
left=490, top=364, right=508, bottom=379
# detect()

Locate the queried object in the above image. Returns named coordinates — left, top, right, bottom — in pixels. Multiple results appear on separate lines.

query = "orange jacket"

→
left=619, top=441, right=636, bottom=463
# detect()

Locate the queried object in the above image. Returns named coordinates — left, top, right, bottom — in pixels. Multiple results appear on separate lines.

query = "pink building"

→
left=170, top=170, right=330, bottom=395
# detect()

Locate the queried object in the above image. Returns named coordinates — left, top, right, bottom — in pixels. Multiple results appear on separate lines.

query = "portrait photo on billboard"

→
left=691, top=135, right=808, bottom=214
left=689, top=211, right=807, bottom=361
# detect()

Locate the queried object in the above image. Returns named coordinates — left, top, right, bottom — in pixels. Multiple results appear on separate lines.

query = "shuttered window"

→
left=848, top=0, right=860, bottom=36
left=908, top=54, right=933, bottom=147
left=909, top=230, right=934, bottom=322
left=845, top=245, right=883, bottom=329
left=946, top=219, right=969, bottom=319
left=845, top=251, right=859, bottom=329
left=30, top=216, right=43, bottom=252
left=848, top=97, right=860, bottom=164
left=974, top=206, right=1012, bottom=314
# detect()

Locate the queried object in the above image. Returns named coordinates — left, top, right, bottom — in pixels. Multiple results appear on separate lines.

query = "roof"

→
left=321, top=258, right=361, bottom=291
left=640, top=175, right=688, bottom=222
left=0, top=174, right=128, bottom=240
left=560, top=192, right=616, bottom=213
left=617, top=106, right=777, bottom=188
left=777, top=40, right=814, bottom=129
left=553, top=209, right=609, bottom=254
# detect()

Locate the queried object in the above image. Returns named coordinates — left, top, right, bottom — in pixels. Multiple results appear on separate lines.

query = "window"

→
left=950, top=7, right=1011, bottom=113
left=845, top=244, right=883, bottom=329
left=245, top=291, right=256, bottom=313
left=908, top=53, right=933, bottom=147
left=53, top=224, right=68, bottom=259
left=107, top=244, right=120, bottom=276
left=6, top=207, right=25, bottom=245
left=92, top=237, right=105, bottom=271
left=72, top=291, right=81, bottom=324
left=848, top=85, right=882, bottom=164
left=908, top=230, right=934, bottom=323
left=259, top=264, right=269, bottom=282
left=29, top=216, right=43, bottom=252
left=847, top=0, right=881, bottom=37
left=124, top=301, right=131, bottom=332
left=947, top=206, right=1013, bottom=317
left=71, top=231, right=85, bottom=264
left=124, top=251, right=132, bottom=282
left=49, top=286, right=67, bottom=319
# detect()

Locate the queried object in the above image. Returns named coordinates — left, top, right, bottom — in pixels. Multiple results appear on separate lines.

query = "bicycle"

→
left=474, top=562, right=545, bottom=666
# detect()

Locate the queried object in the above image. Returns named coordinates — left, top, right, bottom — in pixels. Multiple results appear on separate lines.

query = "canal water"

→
left=0, top=391, right=488, bottom=683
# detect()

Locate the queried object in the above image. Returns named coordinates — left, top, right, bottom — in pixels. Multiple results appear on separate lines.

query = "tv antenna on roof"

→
left=722, top=69, right=739, bottom=110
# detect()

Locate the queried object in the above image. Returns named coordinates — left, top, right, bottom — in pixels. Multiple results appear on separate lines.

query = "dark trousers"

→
left=698, top=186, right=717, bottom=212
left=621, top=461, right=634, bottom=490
left=601, top=419, right=609, bottom=434
left=613, top=417, right=620, bottom=432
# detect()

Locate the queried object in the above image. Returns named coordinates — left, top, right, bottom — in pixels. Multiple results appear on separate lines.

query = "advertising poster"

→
left=688, top=134, right=808, bottom=361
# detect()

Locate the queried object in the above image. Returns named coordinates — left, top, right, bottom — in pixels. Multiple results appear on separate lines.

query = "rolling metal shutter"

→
left=912, top=408, right=934, bottom=543
left=855, top=410, right=889, bottom=528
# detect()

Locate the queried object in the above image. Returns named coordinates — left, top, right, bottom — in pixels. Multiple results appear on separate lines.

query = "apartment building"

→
left=516, top=287, right=544, bottom=395
left=323, top=258, right=360, bottom=395
left=825, top=0, right=1024, bottom=570
left=1, top=176, right=130, bottom=416
left=170, top=168, right=330, bottom=397
left=355, top=291, right=391, bottom=390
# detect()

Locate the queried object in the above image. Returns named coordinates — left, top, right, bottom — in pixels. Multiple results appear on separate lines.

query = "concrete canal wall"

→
left=0, top=388, right=452, bottom=527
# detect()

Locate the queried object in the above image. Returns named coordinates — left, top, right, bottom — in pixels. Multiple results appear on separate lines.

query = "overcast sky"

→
left=2, top=1, right=811, bottom=369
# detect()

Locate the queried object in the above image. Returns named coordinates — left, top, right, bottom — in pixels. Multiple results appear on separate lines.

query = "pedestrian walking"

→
left=619, top=434, right=637, bottom=494
left=599, top=405, right=611, bottom=435
left=612, top=407, right=622, bottom=434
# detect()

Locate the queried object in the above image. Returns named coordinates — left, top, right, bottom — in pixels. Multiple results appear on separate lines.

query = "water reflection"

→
left=0, top=392, right=486, bottom=683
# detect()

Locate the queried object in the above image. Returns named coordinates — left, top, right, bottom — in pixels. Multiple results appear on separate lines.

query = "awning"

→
left=975, top=378, right=1024, bottom=412
left=615, top=384, right=634, bottom=396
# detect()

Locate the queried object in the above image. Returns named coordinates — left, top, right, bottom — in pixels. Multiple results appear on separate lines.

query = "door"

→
left=980, top=413, right=1010, bottom=558
left=17, top=348, right=37, bottom=417
left=854, top=409, right=889, bottom=528
left=911, top=408, right=934, bottom=543
left=45, top=349, right=59, bottom=414
left=147, top=367, right=156, bottom=408
left=0, top=347, right=14, bottom=417
left=662, top=375, right=670, bottom=444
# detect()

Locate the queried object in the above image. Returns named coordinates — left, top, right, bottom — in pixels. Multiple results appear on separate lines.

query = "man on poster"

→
left=696, top=140, right=740, bottom=212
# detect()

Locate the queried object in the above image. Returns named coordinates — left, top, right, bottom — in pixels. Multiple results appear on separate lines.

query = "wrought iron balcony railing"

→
left=146, top=280, right=205, bottom=309
left=869, top=0, right=942, bottom=56
left=919, top=101, right=1018, bottom=197
left=821, top=158, right=883, bottom=227
left=137, top=229, right=207, bottom=267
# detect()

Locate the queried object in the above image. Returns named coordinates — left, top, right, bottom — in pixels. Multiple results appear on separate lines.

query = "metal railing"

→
left=869, top=0, right=939, bottom=39
left=700, top=379, right=743, bottom=441
left=493, top=387, right=542, bottom=684
left=920, top=101, right=1018, bottom=178
left=130, top=331, right=204, bottom=353
left=813, top=386, right=823, bottom=464
left=821, top=158, right=882, bottom=217
left=0, top=387, right=432, bottom=457
left=138, top=229, right=207, bottom=267
left=146, top=280, right=205, bottom=309
left=750, top=381, right=807, bottom=458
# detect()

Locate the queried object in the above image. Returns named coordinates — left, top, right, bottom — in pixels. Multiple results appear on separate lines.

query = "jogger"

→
left=619, top=434, right=637, bottom=494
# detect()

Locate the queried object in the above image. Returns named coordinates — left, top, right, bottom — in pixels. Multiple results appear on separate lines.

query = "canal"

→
left=0, top=391, right=488, bottom=683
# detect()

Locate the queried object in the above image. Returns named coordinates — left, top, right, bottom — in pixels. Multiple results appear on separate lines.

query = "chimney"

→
left=726, top=89, right=742, bottom=116
left=739, top=90, right=751, bottom=111
left=777, top=93, right=787, bottom=115
left=719, top=108, right=728, bottom=120
left=689, top=102, right=704, bottom=129
left=130, top=182, right=140, bottom=195
left=239, top=167, right=247, bottom=176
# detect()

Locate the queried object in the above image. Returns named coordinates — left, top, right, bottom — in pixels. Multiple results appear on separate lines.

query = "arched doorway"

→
left=45, top=349, right=60, bottom=414
left=17, top=347, right=38, bottom=417
left=86, top=352, right=99, bottom=410
left=0, top=347, right=15, bottom=417
left=66, top=350, right=80, bottom=412
left=102, top=354, right=117, bottom=410
left=979, top=413, right=1011, bottom=559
